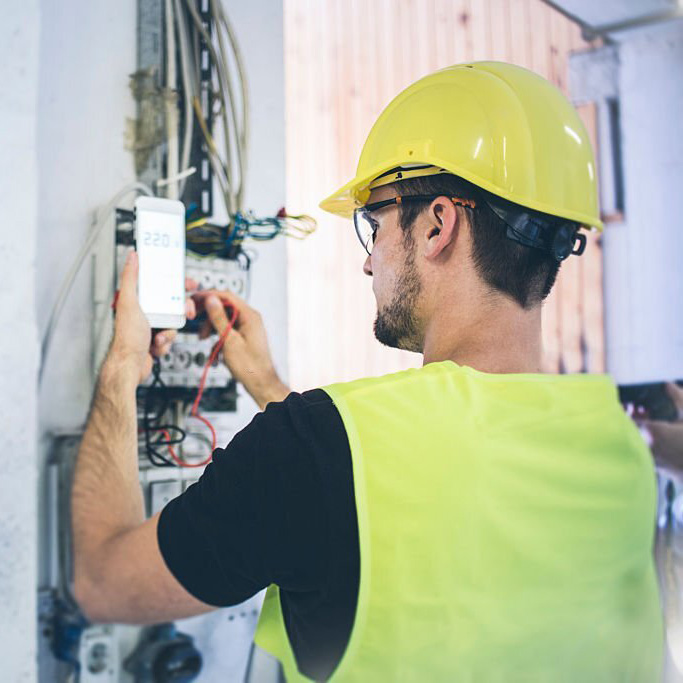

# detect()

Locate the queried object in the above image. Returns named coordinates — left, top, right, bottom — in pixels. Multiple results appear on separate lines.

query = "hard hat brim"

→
left=319, top=159, right=604, bottom=232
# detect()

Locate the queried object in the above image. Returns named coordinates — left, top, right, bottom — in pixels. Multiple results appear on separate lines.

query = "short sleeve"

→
left=157, top=391, right=336, bottom=607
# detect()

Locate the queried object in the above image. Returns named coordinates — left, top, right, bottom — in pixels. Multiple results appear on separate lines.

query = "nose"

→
left=363, top=253, right=373, bottom=277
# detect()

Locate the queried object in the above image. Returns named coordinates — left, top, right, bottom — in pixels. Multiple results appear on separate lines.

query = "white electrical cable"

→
left=185, top=0, right=237, bottom=213
left=165, top=0, right=180, bottom=199
left=174, top=0, right=197, bottom=196
left=178, top=0, right=250, bottom=216
left=216, top=0, right=249, bottom=209
left=39, top=182, right=154, bottom=386
left=156, top=166, right=197, bottom=188
left=211, top=0, right=248, bottom=210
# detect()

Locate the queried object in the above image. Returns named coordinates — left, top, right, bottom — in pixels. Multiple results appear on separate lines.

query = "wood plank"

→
left=486, top=0, right=510, bottom=63
left=576, top=102, right=606, bottom=373
left=468, top=0, right=490, bottom=61
left=528, top=0, right=551, bottom=78
left=556, top=6, right=584, bottom=373
left=508, top=0, right=533, bottom=69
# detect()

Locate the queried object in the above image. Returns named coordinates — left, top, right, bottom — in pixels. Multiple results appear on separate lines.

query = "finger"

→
left=193, top=290, right=246, bottom=329
left=156, top=330, right=177, bottom=347
left=198, top=319, right=213, bottom=340
left=151, top=330, right=175, bottom=356
left=193, top=287, right=248, bottom=312
left=185, top=298, right=197, bottom=320
left=665, top=382, right=683, bottom=417
left=205, top=295, right=230, bottom=335
left=159, top=341, right=174, bottom=357
left=118, top=251, right=139, bottom=303
left=185, top=276, right=198, bottom=292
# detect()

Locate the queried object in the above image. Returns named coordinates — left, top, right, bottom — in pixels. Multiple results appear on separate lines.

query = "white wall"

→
left=607, top=19, right=683, bottom=384
left=571, top=19, right=683, bottom=384
left=0, top=2, right=41, bottom=680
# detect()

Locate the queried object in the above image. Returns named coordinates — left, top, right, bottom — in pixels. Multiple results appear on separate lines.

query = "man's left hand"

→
left=109, top=251, right=196, bottom=384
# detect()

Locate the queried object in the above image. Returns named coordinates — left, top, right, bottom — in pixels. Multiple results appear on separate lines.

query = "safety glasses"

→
left=353, top=195, right=477, bottom=255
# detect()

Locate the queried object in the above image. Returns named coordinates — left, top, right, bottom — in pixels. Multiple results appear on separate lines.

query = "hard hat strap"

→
left=484, top=195, right=585, bottom=262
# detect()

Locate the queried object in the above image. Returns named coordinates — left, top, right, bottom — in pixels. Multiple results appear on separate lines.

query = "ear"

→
left=423, top=196, right=458, bottom=261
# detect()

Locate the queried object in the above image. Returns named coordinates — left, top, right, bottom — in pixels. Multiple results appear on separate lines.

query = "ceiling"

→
left=543, top=0, right=682, bottom=34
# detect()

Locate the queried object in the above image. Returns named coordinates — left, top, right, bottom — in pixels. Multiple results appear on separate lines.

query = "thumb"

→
left=119, top=251, right=139, bottom=303
left=205, top=295, right=230, bottom=335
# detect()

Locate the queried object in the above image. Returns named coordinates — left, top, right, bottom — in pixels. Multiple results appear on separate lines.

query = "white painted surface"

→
left=571, top=20, right=683, bottom=384
left=606, top=20, right=683, bottom=384
left=0, top=2, right=41, bottom=680
left=550, top=0, right=677, bottom=28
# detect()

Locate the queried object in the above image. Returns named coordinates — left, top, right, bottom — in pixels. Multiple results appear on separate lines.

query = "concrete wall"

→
left=571, top=19, right=683, bottom=384
left=0, top=2, right=41, bottom=680
left=609, top=19, right=683, bottom=384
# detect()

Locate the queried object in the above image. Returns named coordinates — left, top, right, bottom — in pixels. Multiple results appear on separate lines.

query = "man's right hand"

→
left=192, top=289, right=291, bottom=411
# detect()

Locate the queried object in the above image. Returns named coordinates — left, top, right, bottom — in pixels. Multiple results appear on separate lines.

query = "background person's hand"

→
left=192, top=288, right=290, bottom=410
left=109, top=251, right=196, bottom=384
left=641, top=382, right=683, bottom=472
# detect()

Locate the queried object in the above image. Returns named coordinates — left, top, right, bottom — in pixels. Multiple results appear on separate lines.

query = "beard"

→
left=373, top=246, right=423, bottom=352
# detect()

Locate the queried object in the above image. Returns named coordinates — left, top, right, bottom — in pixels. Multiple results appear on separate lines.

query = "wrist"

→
left=248, top=370, right=290, bottom=410
left=101, top=351, right=142, bottom=390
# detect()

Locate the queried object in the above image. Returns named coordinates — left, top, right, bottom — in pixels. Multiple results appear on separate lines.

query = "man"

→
left=72, top=63, right=663, bottom=682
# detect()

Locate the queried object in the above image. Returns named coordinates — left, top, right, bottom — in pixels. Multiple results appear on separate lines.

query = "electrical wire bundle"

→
left=166, top=1, right=317, bottom=245
left=142, top=361, right=188, bottom=467
left=141, top=305, right=238, bottom=468
left=161, top=0, right=248, bottom=215
left=184, top=207, right=317, bottom=257
left=232, top=209, right=318, bottom=243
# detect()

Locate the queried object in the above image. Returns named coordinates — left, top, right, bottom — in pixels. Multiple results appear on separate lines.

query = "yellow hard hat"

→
left=320, top=61, right=603, bottom=232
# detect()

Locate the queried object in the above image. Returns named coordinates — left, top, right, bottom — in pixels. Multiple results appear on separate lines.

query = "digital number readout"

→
left=142, top=231, right=181, bottom=249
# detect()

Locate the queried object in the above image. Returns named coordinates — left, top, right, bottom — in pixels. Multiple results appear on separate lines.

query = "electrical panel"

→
left=38, top=0, right=273, bottom=679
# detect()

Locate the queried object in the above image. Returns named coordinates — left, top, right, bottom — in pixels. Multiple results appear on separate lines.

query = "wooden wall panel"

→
left=285, top=0, right=605, bottom=391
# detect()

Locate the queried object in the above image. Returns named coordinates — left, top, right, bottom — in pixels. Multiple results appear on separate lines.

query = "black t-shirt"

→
left=157, top=389, right=360, bottom=682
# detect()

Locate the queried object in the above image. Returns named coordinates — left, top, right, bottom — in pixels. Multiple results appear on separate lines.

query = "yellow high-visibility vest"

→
left=255, top=361, right=663, bottom=681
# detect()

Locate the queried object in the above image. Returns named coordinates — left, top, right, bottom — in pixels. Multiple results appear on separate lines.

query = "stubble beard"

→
left=373, top=245, right=423, bottom=353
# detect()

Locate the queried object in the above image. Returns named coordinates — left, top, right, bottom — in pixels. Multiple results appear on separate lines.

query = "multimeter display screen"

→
left=137, top=209, right=186, bottom=317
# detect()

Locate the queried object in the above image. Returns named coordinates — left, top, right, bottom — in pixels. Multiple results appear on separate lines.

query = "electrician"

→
left=72, top=62, right=663, bottom=682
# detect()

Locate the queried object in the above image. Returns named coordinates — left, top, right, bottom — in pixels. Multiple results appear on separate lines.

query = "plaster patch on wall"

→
left=0, top=2, right=40, bottom=680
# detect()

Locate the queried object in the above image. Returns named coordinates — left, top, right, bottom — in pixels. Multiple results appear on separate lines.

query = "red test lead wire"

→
left=171, top=303, right=239, bottom=468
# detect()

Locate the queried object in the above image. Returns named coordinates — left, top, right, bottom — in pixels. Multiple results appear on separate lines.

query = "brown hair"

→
left=392, top=173, right=567, bottom=309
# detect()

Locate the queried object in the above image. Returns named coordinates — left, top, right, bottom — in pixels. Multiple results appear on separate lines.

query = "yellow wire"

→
left=192, top=97, right=220, bottom=158
left=186, top=218, right=208, bottom=231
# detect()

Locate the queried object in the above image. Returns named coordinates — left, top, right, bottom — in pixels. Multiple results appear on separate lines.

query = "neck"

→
left=421, top=297, right=544, bottom=375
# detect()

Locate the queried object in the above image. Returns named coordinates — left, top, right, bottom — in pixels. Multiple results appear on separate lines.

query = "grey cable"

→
left=184, top=0, right=236, bottom=214
left=211, top=0, right=244, bottom=209
left=39, top=182, right=153, bottom=386
left=216, top=0, right=249, bottom=209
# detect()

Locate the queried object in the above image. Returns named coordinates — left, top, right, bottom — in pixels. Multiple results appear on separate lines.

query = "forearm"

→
left=72, top=354, right=143, bottom=585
